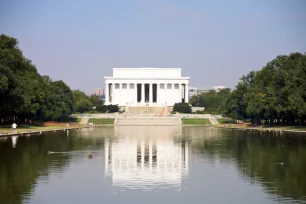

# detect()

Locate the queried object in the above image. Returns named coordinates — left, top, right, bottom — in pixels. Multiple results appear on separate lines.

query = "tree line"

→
left=0, top=35, right=117, bottom=125
left=224, top=52, right=306, bottom=125
left=72, top=90, right=119, bottom=113
left=190, top=52, right=306, bottom=125
left=0, top=129, right=106, bottom=203
left=190, top=89, right=231, bottom=114
left=193, top=130, right=306, bottom=202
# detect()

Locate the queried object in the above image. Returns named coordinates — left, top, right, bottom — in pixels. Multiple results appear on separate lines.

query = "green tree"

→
left=0, top=34, right=75, bottom=123
left=223, top=53, right=306, bottom=125
left=173, top=103, right=192, bottom=113
left=72, top=90, right=93, bottom=113
left=190, top=88, right=231, bottom=114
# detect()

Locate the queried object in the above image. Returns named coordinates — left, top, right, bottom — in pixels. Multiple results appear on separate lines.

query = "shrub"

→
left=95, top=104, right=119, bottom=113
left=106, top=105, right=119, bottom=113
left=217, top=118, right=234, bottom=124
left=96, top=104, right=107, bottom=113
left=173, top=103, right=191, bottom=113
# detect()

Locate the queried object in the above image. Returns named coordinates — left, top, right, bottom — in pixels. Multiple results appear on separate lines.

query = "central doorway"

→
left=137, top=84, right=142, bottom=102
left=145, top=84, right=149, bottom=103
left=153, top=84, right=157, bottom=103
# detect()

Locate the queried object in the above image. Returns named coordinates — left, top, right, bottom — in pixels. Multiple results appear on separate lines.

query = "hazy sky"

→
left=1, top=0, right=306, bottom=93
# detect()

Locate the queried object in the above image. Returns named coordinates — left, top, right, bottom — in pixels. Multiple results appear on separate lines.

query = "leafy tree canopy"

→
left=223, top=53, right=306, bottom=125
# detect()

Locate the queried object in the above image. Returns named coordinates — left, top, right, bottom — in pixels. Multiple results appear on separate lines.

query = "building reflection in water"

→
left=11, top=136, right=18, bottom=148
left=104, top=126, right=188, bottom=190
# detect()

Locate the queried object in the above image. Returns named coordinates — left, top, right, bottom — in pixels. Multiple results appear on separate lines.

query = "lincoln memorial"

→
left=104, top=68, right=190, bottom=107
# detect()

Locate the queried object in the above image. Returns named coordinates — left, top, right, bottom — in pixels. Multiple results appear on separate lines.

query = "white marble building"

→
left=104, top=68, right=190, bottom=106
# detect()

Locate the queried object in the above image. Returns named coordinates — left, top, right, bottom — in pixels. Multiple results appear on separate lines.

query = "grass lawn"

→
left=217, top=118, right=234, bottom=124
left=182, top=118, right=211, bottom=125
left=74, top=118, right=81, bottom=123
left=88, top=118, right=115, bottom=125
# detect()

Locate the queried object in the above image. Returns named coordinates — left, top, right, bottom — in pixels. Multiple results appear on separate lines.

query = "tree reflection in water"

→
left=0, top=128, right=111, bottom=204
left=188, top=127, right=306, bottom=202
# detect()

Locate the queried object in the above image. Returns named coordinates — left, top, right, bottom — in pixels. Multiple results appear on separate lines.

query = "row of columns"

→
left=105, top=139, right=189, bottom=175
left=105, top=83, right=189, bottom=104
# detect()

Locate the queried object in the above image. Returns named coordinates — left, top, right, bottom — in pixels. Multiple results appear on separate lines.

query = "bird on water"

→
left=88, top=154, right=93, bottom=159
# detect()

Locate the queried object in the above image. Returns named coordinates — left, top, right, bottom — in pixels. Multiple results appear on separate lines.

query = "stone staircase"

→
left=79, top=117, right=89, bottom=125
left=115, top=115, right=181, bottom=126
left=127, top=107, right=164, bottom=114
left=209, top=117, right=220, bottom=125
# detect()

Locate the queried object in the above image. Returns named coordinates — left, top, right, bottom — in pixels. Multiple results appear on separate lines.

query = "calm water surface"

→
left=0, top=126, right=306, bottom=204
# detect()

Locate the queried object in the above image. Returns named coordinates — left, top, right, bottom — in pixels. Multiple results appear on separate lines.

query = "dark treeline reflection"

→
left=186, top=127, right=306, bottom=202
left=0, top=128, right=112, bottom=204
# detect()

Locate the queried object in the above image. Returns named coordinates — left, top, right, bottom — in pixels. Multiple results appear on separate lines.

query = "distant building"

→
left=197, top=88, right=210, bottom=95
left=189, top=86, right=198, bottom=98
left=91, top=88, right=105, bottom=99
left=94, top=88, right=104, bottom=96
left=188, top=86, right=227, bottom=97
left=188, top=87, right=209, bottom=98
left=212, top=86, right=226, bottom=92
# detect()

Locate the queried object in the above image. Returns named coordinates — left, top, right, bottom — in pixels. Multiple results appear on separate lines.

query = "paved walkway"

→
left=0, top=126, right=90, bottom=137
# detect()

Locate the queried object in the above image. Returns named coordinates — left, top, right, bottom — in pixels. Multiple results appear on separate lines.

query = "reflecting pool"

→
left=0, top=126, right=306, bottom=204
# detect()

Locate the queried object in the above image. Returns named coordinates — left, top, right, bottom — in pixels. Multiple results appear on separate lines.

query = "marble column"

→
left=172, top=83, right=175, bottom=105
left=165, top=83, right=168, bottom=105
left=134, top=83, right=137, bottom=104
left=179, top=83, right=182, bottom=103
left=157, top=83, right=160, bottom=104
left=127, top=83, right=130, bottom=100
left=130, top=83, right=137, bottom=104
left=105, top=83, right=109, bottom=104
left=185, top=83, right=189, bottom=103
left=126, top=83, right=130, bottom=110
left=111, top=83, right=115, bottom=104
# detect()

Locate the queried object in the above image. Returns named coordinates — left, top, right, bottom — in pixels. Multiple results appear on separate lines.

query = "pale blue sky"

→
left=1, top=0, right=305, bottom=93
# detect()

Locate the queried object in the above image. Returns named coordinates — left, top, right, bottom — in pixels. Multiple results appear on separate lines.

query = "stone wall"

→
left=191, top=107, right=205, bottom=112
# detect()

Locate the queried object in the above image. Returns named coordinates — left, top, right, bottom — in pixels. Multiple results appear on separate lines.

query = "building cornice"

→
left=104, top=77, right=190, bottom=80
left=113, top=68, right=181, bottom=70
